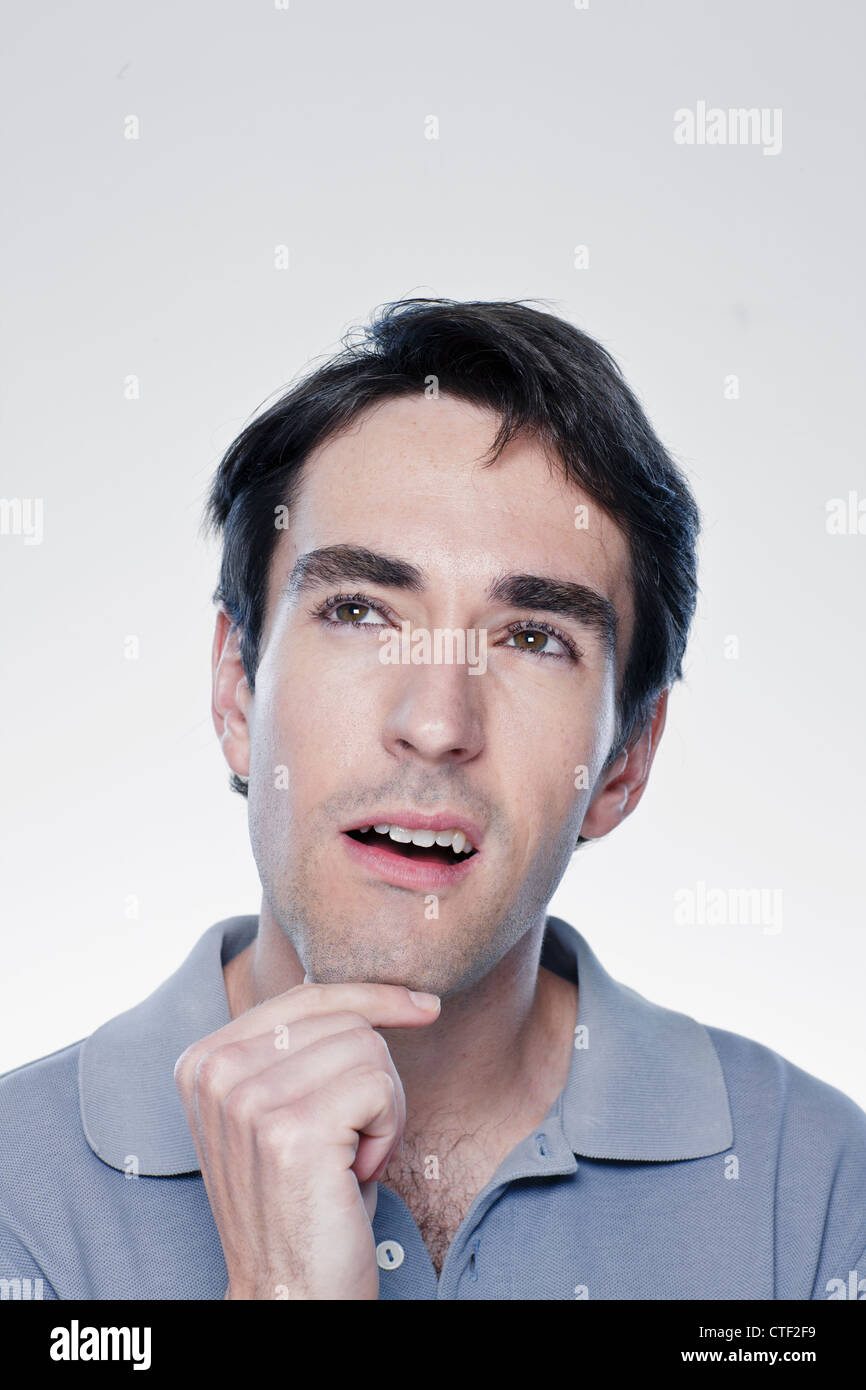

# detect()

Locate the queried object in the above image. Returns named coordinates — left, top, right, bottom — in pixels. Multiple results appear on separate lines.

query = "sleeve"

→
left=809, top=1120, right=866, bottom=1300
left=812, top=1231, right=866, bottom=1300
left=0, top=1216, right=59, bottom=1301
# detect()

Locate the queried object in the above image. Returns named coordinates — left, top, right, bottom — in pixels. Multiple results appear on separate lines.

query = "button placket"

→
left=437, top=1117, right=578, bottom=1298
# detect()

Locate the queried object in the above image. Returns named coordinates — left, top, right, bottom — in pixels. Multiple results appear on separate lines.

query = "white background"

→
left=1, top=0, right=864, bottom=1107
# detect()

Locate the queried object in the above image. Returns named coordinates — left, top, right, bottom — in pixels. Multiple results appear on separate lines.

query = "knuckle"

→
left=173, top=1046, right=195, bottom=1093
left=193, top=1046, right=232, bottom=1097
left=174, top=1041, right=210, bottom=1097
left=360, top=1066, right=397, bottom=1102
left=334, top=1026, right=392, bottom=1073
left=358, top=1027, right=391, bottom=1065
left=222, top=1077, right=258, bottom=1129
left=255, top=1107, right=304, bottom=1162
left=331, top=1010, right=370, bottom=1031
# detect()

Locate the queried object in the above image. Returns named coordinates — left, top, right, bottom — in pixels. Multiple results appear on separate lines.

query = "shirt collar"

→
left=541, top=917, right=733, bottom=1160
left=79, top=914, right=732, bottom=1177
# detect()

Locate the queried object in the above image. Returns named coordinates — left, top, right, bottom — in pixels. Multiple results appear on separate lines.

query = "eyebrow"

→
left=284, top=544, right=618, bottom=655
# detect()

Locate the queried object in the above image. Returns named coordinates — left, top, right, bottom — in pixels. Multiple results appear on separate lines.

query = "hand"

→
left=174, top=979, right=441, bottom=1300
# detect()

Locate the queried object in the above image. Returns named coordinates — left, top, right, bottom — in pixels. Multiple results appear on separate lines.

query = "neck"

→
left=224, top=899, right=577, bottom=1141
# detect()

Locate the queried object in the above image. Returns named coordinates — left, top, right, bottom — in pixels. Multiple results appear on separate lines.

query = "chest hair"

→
left=380, top=1127, right=508, bottom=1278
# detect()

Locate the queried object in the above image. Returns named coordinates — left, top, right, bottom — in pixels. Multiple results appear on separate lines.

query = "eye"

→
left=309, top=596, right=580, bottom=663
left=502, top=621, right=578, bottom=661
left=310, top=592, right=391, bottom=628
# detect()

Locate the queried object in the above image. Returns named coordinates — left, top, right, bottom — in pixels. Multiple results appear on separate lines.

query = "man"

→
left=2, top=298, right=865, bottom=1301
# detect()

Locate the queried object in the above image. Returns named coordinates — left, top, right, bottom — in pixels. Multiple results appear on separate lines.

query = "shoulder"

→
left=0, top=1042, right=94, bottom=1207
left=0, top=1041, right=85, bottom=1143
left=705, top=1022, right=866, bottom=1148
left=0, top=1042, right=96, bottom=1296
left=704, top=1023, right=866, bottom=1297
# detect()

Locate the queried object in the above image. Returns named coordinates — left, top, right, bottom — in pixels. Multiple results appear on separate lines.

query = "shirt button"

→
left=376, top=1239, right=405, bottom=1270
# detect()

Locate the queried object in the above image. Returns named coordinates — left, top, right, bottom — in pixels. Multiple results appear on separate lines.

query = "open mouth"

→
left=344, top=827, right=478, bottom=867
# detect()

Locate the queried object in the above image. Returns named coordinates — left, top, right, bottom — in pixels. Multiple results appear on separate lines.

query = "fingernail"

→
left=409, top=990, right=440, bottom=1012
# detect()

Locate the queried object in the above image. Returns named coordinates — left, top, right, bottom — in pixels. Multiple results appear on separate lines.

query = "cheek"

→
left=504, top=665, right=608, bottom=765
left=492, top=701, right=590, bottom=846
left=252, top=649, right=378, bottom=795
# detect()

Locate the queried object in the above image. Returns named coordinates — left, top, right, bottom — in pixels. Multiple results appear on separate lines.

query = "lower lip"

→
left=340, top=831, right=481, bottom=891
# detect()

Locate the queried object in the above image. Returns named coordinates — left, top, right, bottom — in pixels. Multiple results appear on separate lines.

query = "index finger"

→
left=175, top=979, right=440, bottom=1086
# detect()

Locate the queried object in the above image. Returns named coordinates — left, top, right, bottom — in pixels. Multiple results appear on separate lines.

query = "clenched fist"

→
left=174, top=979, right=441, bottom=1300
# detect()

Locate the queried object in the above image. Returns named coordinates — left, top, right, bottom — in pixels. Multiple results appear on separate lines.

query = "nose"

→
left=381, top=658, right=484, bottom=767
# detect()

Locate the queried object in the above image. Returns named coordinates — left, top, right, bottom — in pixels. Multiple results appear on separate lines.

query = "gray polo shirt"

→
left=1, top=914, right=865, bottom=1300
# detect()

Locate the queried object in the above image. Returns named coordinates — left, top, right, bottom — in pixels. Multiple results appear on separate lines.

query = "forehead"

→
left=268, top=394, right=635, bottom=672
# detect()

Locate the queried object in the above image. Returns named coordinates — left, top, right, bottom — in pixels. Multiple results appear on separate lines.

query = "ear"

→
left=211, top=607, right=252, bottom=783
left=579, top=688, right=669, bottom=841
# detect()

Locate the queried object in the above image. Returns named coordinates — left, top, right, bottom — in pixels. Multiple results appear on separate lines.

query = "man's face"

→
left=238, top=394, right=634, bottom=996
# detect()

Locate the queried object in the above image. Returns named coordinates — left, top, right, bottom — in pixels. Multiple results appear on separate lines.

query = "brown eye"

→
left=333, top=602, right=370, bottom=623
left=511, top=629, right=549, bottom=652
left=503, top=623, right=575, bottom=660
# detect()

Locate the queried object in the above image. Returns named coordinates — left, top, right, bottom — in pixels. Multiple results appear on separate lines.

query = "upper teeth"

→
left=357, top=823, right=475, bottom=853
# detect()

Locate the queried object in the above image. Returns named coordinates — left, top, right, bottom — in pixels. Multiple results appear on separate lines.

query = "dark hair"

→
left=204, top=297, right=700, bottom=820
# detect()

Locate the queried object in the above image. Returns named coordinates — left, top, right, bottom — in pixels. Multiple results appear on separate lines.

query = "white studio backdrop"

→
left=1, top=0, right=864, bottom=1108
